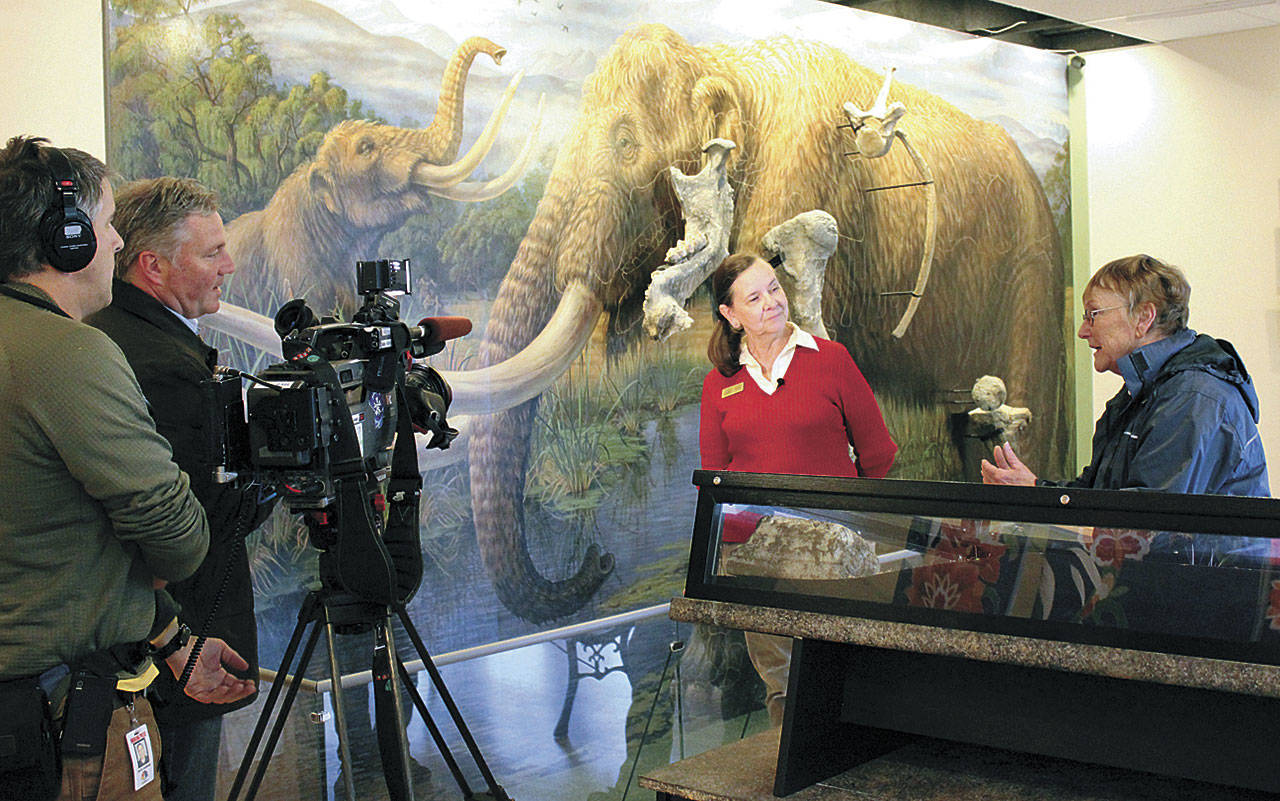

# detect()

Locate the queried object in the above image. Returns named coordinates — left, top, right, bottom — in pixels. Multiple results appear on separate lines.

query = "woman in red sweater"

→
left=700, top=253, right=897, bottom=480
left=699, top=252, right=897, bottom=725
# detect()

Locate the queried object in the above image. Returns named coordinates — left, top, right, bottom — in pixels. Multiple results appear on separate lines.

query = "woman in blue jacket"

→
left=982, top=254, right=1269, bottom=497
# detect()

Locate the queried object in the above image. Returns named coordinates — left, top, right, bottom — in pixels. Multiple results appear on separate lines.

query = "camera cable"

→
left=176, top=482, right=273, bottom=690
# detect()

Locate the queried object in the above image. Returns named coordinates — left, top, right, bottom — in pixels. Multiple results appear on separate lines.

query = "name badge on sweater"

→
left=721, top=382, right=744, bottom=398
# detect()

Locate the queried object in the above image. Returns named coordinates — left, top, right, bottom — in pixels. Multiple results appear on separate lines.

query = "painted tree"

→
left=436, top=166, right=549, bottom=296
left=108, top=0, right=372, bottom=216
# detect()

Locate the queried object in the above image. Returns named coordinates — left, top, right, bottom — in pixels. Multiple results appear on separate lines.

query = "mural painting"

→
left=106, top=4, right=1072, bottom=786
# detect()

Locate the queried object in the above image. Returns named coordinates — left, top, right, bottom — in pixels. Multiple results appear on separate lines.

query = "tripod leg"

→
left=373, top=615, right=415, bottom=801
left=395, top=606, right=511, bottom=800
left=244, top=627, right=326, bottom=801
left=325, top=612, right=358, bottom=801
left=396, top=660, right=474, bottom=797
left=229, top=591, right=322, bottom=801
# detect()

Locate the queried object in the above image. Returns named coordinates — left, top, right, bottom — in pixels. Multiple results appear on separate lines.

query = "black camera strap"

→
left=307, top=360, right=422, bottom=605
left=383, top=384, right=424, bottom=604
left=0, top=283, right=72, bottom=318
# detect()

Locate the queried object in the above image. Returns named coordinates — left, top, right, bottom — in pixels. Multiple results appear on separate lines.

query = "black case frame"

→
left=683, top=472, right=1280, bottom=795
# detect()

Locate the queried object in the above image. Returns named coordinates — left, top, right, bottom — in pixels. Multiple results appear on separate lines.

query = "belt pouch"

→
left=59, top=671, right=116, bottom=758
left=0, top=677, right=61, bottom=801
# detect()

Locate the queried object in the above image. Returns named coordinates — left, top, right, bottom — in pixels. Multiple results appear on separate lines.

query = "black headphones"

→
left=38, top=148, right=96, bottom=273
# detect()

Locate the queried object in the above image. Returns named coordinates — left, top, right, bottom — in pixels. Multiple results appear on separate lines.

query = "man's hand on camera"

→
left=164, top=636, right=256, bottom=704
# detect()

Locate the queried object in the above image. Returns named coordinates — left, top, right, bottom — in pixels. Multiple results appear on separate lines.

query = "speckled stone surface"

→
left=669, top=596, right=1280, bottom=699
left=639, top=729, right=1278, bottom=801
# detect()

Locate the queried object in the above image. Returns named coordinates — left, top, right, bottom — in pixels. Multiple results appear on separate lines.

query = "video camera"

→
left=206, top=258, right=468, bottom=511
left=213, top=266, right=512, bottom=801
left=204, top=258, right=472, bottom=605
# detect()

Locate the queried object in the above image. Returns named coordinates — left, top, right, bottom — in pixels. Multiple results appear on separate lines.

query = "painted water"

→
left=253, top=400, right=703, bottom=671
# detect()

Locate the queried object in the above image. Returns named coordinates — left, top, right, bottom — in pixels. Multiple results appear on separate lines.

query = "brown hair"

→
left=707, top=252, right=763, bottom=376
left=113, top=176, right=220, bottom=279
left=1086, top=254, right=1190, bottom=336
left=0, top=136, right=110, bottom=281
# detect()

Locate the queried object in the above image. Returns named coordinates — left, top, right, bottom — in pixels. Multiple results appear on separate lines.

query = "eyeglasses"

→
left=1081, top=305, right=1126, bottom=325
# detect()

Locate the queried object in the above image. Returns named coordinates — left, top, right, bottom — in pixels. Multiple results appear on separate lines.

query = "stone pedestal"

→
left=641, top=596, right=1280, bottom=799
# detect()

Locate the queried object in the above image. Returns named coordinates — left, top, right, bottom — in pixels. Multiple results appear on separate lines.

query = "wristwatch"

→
left=152, top=622, right=192, bottom=661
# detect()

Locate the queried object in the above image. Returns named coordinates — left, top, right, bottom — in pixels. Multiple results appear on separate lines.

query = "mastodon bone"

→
left=642, top=138, right=736, bottom=341
left=839, top=66, right=938, bottom=338
left=842, top=66, right=906, bottom=159
left=968, top=374, right=1032, bottom=446
left=761, top=210, right=838, bottom=339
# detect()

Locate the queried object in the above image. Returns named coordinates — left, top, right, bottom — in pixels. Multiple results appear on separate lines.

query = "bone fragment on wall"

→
left=762, top=210, right=838, bottom=339
left=842, top=66, right=907, bottom=159
left=642, top=138, right=737, bottom=341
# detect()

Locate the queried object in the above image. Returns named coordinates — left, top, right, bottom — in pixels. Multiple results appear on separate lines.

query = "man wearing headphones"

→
left=88, top=177, right=276, bottom=801
left=0, top=136, right=254, bottom=801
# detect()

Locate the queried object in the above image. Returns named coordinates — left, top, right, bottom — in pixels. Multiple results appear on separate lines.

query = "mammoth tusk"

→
left=205, top=287, right=600, bottom=422
left=428, top=94, right=544, bottom=203
left=442, top=282, right=603, bottom=417
left=889, top=129, right=937, bottom=339
left=412, top=70, right=524, bottom=189
left=204, top=303, right=283, bottom=358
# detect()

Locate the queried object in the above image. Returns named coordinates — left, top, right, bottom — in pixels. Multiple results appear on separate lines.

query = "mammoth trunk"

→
left=426, top=37, right=506, bottom=163
left=469, top=177, right=623, bottom=622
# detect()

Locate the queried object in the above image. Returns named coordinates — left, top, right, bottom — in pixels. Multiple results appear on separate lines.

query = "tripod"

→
left=227, top=586, right=511, bottom=801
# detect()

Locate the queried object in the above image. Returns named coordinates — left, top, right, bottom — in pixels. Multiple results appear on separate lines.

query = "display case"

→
left=674, top=470, right=1280, bottom=796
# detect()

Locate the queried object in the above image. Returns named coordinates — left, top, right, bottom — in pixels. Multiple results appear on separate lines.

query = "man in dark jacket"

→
left=88, top=177, right=275, bottom=801
left=982, top=254, right=1269, bottom=497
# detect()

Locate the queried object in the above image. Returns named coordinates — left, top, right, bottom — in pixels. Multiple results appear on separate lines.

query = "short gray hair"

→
left=113, top=176, right=220, bottom=278
left=1086, top=254, right=1191, bottom=336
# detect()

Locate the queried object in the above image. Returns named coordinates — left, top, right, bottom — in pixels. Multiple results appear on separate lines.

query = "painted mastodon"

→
left=223, top=36, right=541, bottom=314
left=451, top=24, right=1067, bottom=622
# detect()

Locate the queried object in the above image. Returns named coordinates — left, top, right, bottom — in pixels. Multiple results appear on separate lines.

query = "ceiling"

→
left=1006, top=0, right=1280, bottom=41
left=830, top=0, right=1280, bottom=51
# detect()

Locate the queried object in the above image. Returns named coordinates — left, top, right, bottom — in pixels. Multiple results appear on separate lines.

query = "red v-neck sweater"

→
left=699, top=338, right=897, bottom=486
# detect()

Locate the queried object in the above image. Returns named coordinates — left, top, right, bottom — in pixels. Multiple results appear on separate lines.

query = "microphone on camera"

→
left=412, top=316, right=473, bottom=357
left=420, top=316, right=472, bottom=344
left=776, top=378, right=786, bottom=388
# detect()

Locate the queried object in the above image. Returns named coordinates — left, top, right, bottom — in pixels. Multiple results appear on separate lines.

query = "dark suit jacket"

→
left=89, top=278, right=270, bottom=723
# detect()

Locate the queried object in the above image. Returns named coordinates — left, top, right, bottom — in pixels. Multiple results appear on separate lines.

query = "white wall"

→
left=0, top=0, right=106, bottom=155
left=1085, top=25, right=1280, bottom=494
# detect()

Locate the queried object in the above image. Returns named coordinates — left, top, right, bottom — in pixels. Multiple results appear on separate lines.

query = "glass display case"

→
left=675, top=470, right=1280, bottom=795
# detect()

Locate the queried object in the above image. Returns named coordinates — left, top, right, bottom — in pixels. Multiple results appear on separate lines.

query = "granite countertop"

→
left=639, top=728, right=1278, bottom=801
left=669, top=596, right=1280, bottom=699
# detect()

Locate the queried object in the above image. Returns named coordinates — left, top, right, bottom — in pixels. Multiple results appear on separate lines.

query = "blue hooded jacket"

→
left=1066, top=329, right=1269, bottom=497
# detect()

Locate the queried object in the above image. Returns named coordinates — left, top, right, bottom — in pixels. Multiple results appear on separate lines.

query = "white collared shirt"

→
left=737, top=323, right=818, bottom=395
left=163, top=303, right=200, bottom=335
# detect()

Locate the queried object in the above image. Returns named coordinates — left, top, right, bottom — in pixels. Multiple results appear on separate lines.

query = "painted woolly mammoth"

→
left=223, top=36, right=540, bottom=313
left=462, top=24, right=1067, bottom=623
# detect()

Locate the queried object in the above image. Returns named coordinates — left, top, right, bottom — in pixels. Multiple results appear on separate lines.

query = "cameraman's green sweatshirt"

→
left=0, top=282, right=208, bottom=680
